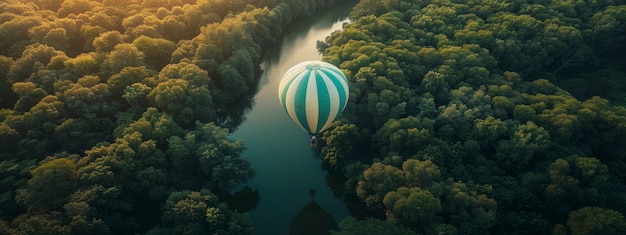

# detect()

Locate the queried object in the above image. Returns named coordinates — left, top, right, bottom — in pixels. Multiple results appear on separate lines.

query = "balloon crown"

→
left=305, top=62, right=322, bottom=70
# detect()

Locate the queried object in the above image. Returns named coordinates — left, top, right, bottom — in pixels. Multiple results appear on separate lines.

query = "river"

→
left=230, top=2, right=356, bottom=235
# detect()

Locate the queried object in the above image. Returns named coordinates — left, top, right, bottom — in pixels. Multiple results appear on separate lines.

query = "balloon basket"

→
left=310, top=135, right=318, bottom=148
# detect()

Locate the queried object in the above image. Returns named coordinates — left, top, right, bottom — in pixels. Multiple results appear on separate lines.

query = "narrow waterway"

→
left=230, top=2, right=356, bottom=234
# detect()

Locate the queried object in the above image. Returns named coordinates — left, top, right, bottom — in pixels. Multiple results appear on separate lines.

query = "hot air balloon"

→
left=278, top=61, right=349, bottom=146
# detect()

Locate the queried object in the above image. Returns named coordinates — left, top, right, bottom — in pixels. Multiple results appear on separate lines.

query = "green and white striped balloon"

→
left=278, top=61, right=349, bottom=135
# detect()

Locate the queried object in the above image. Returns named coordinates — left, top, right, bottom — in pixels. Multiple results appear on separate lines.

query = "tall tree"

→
left=158, top=189, right=254, bottom=235
left=17, top=158, right=77, bottom=211
left=566, top=207, right=626, bottom=235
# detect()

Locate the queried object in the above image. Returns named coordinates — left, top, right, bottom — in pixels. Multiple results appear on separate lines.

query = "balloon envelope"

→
left=278, top=61, right=349, bottom=135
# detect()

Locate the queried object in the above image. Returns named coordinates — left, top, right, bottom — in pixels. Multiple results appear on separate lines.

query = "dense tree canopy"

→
left=318, top=0, right=626, bottom=234
left=0, top=0, right=353, bottom=233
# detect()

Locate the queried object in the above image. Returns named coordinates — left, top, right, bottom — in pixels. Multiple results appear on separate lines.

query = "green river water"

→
left=230, top=2, right=357, bottom=234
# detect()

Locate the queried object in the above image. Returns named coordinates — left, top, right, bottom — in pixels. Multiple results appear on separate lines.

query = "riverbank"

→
left=231, top=1, right=358, bottom=234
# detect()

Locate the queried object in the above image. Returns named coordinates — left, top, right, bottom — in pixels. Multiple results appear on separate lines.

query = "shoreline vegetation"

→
left=320, top=0, right=626, bottom=234
left=0, top=0, right=353, bottom=234
left=0, top=0, right=625, bottom=234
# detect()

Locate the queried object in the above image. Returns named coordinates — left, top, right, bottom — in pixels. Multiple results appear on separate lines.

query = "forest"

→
left=319, top=0, right=626, bottom=234
left=0, top=0, right=351, bottom=234
left=0, top=0, right=625, bottom=234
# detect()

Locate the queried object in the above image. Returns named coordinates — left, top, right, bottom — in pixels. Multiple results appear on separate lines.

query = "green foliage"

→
left=4, top=95, right=67, bottom=158
left=331, top=217, right=417, bottom=235
left=356, top=163, right=406, bottom=208
left=383, top=186, right=442, bottom=227
left=57, top=0, right=93, bottom=18
left=0, top=219, right=15, bottom=235
left=132, top=36, right=176, bottom=70
left=122, top=108, right=184, bottom=145
left=545, top=156, right=610, bottom=214
left=160, top=189, right=254, bottom=235
left=439, top=179, right=497, bottom=234
left=59, top=76, right=113, bottom=117
left=107, top=66, right=156, bottom=97
left=580, top=96, right=626, bottom=161
left=0, top=14, right=41, bottom=58
left=192, top=122, right=254, bottom=195
left=92, top=31, right=125, bottom=52
left=321, top=1, right=626, bottom=232
left=0, top=159, right=32, bottom=219
left=63, top=54, right=99, bottom=79
left=402, top=159, right=442, bottom=189
left=18, top=158, right=77, bottom=211
left=0, top=0, right=337, bottom=233
left=147, top=63, right=216, bottom=127
left=13, top=211, right=71, bottom=235
left=321, top=123, right=360, bottom=169
left=355, top=159, right=496, bottom=234
left=373, top=116, right=435, bottom=157
left=566, top=207, right=626, bottom=235
left=8, top=44, right=65, bottom=84
left=495, top=121, right=551, bottom=172
left=473, top=116, right=507, bottom=147
left=104, top=43, right=146, bottom=75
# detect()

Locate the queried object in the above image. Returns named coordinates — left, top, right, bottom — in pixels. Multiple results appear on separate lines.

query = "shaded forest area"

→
left=0, top=0, right=351, bottom=234
left=316, top=0, right=626, bottom=235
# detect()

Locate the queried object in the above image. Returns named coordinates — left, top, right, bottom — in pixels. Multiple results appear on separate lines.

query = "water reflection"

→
left=229, top=1, right=357, bottom=234
left=288, top=189, right=338, bottom=235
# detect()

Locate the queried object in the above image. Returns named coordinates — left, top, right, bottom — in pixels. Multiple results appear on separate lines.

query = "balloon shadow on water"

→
left=288, top=189, right=338, bottom=235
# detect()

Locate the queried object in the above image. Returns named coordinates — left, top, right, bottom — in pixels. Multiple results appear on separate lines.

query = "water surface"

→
left=231, top=3, right=355, bottom=234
